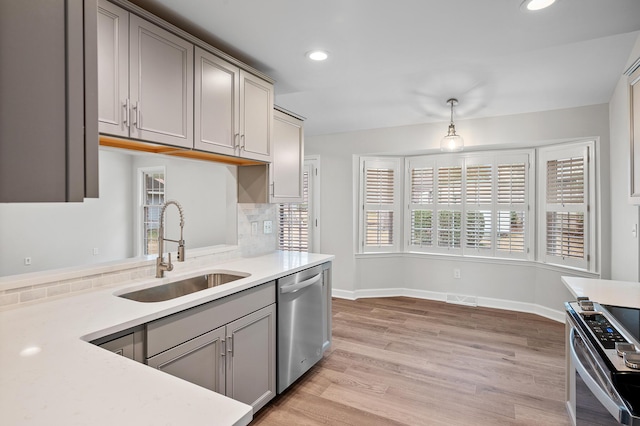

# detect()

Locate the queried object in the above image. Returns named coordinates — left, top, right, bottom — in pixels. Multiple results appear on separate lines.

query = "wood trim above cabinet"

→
left=99, top=135, right=264, bottom=166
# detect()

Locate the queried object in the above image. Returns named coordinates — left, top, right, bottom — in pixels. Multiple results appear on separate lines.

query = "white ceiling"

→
left=130, top=0, right=640, bottom=136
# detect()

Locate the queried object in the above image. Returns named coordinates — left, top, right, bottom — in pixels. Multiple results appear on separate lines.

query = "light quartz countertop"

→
left=562, top=276, right=640, bottom=309
left=0, top=251, right=334, bottom=425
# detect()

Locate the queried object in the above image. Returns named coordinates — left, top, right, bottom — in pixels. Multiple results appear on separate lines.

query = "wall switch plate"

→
left=251, top=221, right=258, bottom=235
left=453, top=268, right=461, bottom=279
left=93, top=248, right=99, bottom=256
left=263, top=220, right=273, bottom=234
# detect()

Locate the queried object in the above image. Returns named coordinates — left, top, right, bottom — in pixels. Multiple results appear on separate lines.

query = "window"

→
left=362, top=141, right=596, bottom=272
left=278, top=158, right=320, bottom=252
left=539, top=143, right=593, bottom=270
left=360, top=157, right=402, bottom=253
left=278, top=164, right=311, bottom=251
left=404, top=153, right=531, bottom=260
left=141, top=168, right=165, bottom=255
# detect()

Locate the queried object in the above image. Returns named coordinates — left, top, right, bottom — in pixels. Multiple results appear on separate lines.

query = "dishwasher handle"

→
left=279, top=272, right=322, bottom=294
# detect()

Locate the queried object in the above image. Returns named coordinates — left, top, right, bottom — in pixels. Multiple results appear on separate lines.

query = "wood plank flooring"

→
left=252, top=297, right=570, bottom=426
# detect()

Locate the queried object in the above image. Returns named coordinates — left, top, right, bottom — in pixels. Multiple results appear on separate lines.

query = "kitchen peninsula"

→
left=0, top=251, right=333, bottom=425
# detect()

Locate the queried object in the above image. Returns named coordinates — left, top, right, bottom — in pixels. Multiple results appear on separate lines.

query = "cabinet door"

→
left=97, top=0, right=129, bottom=137
left=239, top=71, right=273, bottom=161
left=99, top=333, right=135, bottom=359
left=0, top=0, right=97, bottom=202
left=194, top=47, right=239, bottom=156
left=129, top=15, right=193, bottom=148
left=147, top=326, right=226, bottom=394
left=226, top=304, right=276, bottom=411
left=271, top=109, right=304, bottom=203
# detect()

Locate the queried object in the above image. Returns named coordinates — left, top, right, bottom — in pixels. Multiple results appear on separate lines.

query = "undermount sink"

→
left=118, top=272, right=250, bottom=303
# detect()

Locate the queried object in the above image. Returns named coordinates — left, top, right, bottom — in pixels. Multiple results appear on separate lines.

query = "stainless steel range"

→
left=566, top=299, right=640, bottom=425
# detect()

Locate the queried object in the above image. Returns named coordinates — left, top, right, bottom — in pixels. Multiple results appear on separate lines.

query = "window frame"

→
left=537, top=142, right=595, bottom=272
left=138, top=166, right=166, bottom=257
left=359, top=157, right=403, bottom=253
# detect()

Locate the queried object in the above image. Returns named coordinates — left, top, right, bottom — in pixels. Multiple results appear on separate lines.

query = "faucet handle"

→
left=166, top=252, right=174, bottom=272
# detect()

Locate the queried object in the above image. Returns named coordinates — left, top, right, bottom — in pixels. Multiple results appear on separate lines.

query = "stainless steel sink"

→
left=118, top=272, right=249, bottom=303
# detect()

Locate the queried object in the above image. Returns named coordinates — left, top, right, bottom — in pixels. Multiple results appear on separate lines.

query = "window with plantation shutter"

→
left=360, top=157, right=402, bottom=252
left=405, top=153, right=532, bottom=259
left=406, top=160, right=435, bottom=248
left=464, top=162, right=492, bottom=252
left=436, top=162, right=463, bottom=251
left=278, top=167, right=310, bottom=251
left=539, top=143, right=592, bottom=270
left=495, top=158, right=528, bottom=258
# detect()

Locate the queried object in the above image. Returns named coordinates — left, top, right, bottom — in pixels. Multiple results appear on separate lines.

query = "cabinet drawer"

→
left=146, top=281, right=275, bottom=357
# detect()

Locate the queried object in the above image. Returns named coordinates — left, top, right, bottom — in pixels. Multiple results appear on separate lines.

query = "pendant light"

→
left=440, top=98, right=464, bottom=152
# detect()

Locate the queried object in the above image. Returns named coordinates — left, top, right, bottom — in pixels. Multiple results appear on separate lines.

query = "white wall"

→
left=0, top=150, right=134, bottom=275
left=0, top=150, right=238, bottom=277
left=307, top=103, right=611, bottom=316
left=609, top=34, right=640, bottom=281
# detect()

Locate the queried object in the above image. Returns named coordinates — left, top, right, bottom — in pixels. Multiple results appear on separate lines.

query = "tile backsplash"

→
left=237, top=203, right=278, bottom=257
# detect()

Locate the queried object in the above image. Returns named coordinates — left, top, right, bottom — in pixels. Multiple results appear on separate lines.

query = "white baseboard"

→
left=331, top=287, right=565, bottom=323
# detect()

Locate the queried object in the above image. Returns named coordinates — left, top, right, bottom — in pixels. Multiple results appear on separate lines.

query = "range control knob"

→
left=578, top=300, right=595, bottom=311
left=624, top=352, right=640, bottom=370
left=615, top=342, right=636, bottom=357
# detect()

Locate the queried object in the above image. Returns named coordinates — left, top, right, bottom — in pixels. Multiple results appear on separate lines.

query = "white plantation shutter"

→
left=406, top=159, right=435, bottom=249
left=436, top=161, right=463, bottom=251
left=539, top=144, right=591, bottom=270
left=495, top=157, right=528, bottom=259
left=464, top=161, right=492, bottom=252
left=278, top=167, right=310, bottom=251
left=361, top=158, right=402, bottom=252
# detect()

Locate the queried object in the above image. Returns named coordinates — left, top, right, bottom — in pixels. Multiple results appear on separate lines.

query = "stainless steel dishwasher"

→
left=277, top=264, right=324, bottom=393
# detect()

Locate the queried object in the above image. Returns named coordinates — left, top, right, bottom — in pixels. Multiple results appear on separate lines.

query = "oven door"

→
left=568, top=318, right=634, bottom=425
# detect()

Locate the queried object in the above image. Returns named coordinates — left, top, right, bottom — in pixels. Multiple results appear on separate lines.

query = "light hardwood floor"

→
left=252, top=297, right=570, bottom=426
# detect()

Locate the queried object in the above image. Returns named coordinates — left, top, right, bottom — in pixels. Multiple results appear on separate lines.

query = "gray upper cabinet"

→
left=194, top=47, right=239, bottom=156
left=0, top=0, right=98, bottom=202
left=270, top=109, right=305, bottom=203
left=98, top=0, right=194, bottom=148
left=195, top=47, right=273, bottom=161
left=239, top=72, right=274, bottom=162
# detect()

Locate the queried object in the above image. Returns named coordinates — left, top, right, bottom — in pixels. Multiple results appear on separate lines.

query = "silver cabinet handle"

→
left=280, top=272, right=322, bottom=294
left=240, top=134, right=245, bottom=151
left=227, top=335, right=233, bottom=356
left=132, top=101, right=139, bottom=128
left=234, top=133, right=240, bottom=152
left=123, top=99, right=130, bottom=127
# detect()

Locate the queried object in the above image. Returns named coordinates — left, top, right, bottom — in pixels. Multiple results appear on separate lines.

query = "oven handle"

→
left=279, top=272, right=322, bottom=294
left=569, top=327, right=625, bottom=422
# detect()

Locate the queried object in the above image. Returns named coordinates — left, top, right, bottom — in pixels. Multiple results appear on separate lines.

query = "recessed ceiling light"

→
left=307, top=50, right=328, bottom=61
left=521, top=0, right=557, bottom=11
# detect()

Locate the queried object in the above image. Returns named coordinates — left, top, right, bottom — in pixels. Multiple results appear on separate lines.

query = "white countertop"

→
left=0, top=251, right=334, bottom=425
left=562, top=276, right=640, bottom=309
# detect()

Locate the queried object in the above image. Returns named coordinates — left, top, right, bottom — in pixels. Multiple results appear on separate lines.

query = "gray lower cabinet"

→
left=0, top=0, right=98, bottom=202
left=92, top=327, right=144, bottom=363
left=145, top=282, right=276, bottom=412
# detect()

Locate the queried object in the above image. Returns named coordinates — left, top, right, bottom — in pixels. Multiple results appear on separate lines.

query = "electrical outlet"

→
left=24, top=257, right=32, bottom=266
left=263, top=220, right=273, bottom=234
left=453, top=268, right=461, bottom=279
left=251, top=221, right=258, bottom=235
left=93, top=247, right=99, bottom=256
